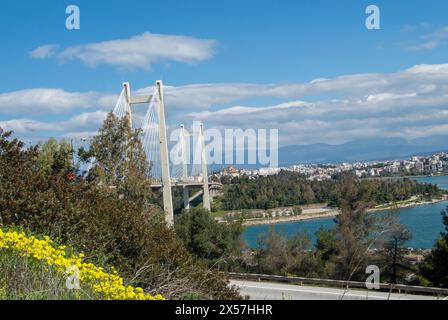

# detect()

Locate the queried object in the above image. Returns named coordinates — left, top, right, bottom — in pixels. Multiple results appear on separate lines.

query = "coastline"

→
left=241, top=209, right=340, bottom=226
left=239, top=196, right=448, bottom=226
left=368, top=196, right=448, bottom=212
left=361, top=174, right=448, bottom=181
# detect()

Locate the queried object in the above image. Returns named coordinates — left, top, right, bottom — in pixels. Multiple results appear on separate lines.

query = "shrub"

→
left=292, top=206, right=303, bottom=216
left=175, top=208, right=244, bottom=271
left=0, top=127, right=241, bottom=300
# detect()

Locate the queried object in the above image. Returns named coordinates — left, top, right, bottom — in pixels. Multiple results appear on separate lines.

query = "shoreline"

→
left=368, top=196, right=448, bottom=212
left=239, top=196, right=448, bottom=227
left=361, top=174, right=448, bottom=181
left=241, top=209, right=339, bottom=226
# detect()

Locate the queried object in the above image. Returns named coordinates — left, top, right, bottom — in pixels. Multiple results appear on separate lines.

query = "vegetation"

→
left=2, top=111, right=448, bottom=297
left=175, top=208, right=244, bottom=270
left=229, top=177, right=417, bottom=283
left=419, top=206, right=448, bottom=288
left=252, top=228, right=322, bottom=277
left=0, top=249, right=93, bottom=300
left=218, top=207, right=304, bottom=223
left=0, top=117, right=240, bottom=300
left=380, top=220, right=412, bottom=284
left=326, top=178, right=377, bottom=281
left=218, top=171, right=445, bottom=210
left=0, top=228, right=162, bottom=300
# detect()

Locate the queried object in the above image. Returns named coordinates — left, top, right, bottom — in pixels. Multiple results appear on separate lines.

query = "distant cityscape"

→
left=215, top=152, right=448, bottom=181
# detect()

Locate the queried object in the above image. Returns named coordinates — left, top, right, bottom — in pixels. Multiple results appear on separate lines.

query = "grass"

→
left=210, top=210, right=228, bottom=219
left=0, top=228, right=164, bottom=300
left=0, top=249, right=97, bottom=300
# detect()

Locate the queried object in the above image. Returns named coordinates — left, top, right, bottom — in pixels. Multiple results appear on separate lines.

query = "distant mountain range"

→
left=278, top=136, right=448, bottom=166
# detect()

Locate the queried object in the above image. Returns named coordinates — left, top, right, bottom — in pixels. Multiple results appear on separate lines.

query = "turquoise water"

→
left=243, top=176, right=448, bottom=249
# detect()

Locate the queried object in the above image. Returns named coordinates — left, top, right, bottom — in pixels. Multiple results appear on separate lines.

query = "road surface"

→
left=231, top=280, right=444, bottom=300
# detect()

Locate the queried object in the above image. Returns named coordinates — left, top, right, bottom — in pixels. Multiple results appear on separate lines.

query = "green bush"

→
left=419, top=206, right=448, bottom=288
left=292, top=206, right=303, bottom=216
left=175, top=208, right=244, bottom=271
left=0, top=124, right=240, bottom=300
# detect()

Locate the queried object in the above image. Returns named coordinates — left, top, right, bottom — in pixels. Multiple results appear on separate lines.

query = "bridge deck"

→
left=150, top=182, right=222, bottom=189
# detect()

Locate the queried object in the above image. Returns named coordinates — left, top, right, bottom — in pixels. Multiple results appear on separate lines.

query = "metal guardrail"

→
left=229, top=272, right=448, bottom=296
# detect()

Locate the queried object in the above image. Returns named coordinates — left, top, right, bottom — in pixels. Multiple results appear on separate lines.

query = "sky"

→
left=2, top=0, right=448, bottom=147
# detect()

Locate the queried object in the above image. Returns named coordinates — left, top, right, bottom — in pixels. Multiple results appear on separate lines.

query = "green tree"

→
left=219, top=171, right=443, bottom=211
left=381, top=220, right=412, bottom=284
left=292, top=206, right=303, bottom=216
left=252, top=228, right=321, bottom=277
left=79, top=113, right=154, bottom=206
left=315, top=227, right=337, bottom=261
left=287, top=232, right=321, bottom=277
left=38, top=138, right=74, bottom=176
left=330, top=177, right=376, bottom=281
left=419, top=206, right=448, bottom=288
left=302, top=185, right=315, bottom=204
left=254, top=227, right=290, bottom=274
left=175, top=207, right=244, bottom=270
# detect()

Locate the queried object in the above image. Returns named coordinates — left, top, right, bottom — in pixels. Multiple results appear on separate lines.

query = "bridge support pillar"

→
left=123, top=82, right=132, bottom=128
left=180, top=124, right=190, bottom=211
left=183, top=186, right=190, bottom=210
left=209, top=188, right=215, bottom=203
left=200, top=123, right=211, bottom=211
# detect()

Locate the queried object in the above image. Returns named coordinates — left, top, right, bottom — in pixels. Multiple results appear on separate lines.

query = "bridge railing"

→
left=228, top=272, right=448, bottom=296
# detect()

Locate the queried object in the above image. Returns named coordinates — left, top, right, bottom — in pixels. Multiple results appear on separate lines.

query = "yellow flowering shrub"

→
left=0, top=229, right=164, bottom=300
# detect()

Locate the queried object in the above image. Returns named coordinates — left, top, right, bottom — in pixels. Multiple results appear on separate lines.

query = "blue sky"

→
left=2, top=0, right=448, bottom=146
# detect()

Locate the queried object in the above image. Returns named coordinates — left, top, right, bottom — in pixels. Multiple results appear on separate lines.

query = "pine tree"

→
left=381, top=220, right=412, bottom=284
left=331, top=177, right=375, bottom=281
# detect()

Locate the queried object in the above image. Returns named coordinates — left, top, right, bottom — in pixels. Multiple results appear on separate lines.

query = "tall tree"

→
left=331, top=177, right=376, bottom=281
left=254, top=227, right=290, bottom=275
left=79, top=113, right=154, bottom=206
left=381, top=219, right=412, bottom=284
left=175, top=207, right=244, bottom=270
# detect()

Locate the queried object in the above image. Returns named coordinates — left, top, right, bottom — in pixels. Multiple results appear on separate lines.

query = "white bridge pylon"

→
left=112, top=81, right=214, bottom=226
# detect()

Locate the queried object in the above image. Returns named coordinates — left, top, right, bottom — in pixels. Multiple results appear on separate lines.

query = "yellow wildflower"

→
left=0, top=229, right=164, bottom=301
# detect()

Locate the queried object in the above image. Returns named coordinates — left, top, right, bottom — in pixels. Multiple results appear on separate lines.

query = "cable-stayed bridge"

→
left=112, top=81, right=222, bottom=226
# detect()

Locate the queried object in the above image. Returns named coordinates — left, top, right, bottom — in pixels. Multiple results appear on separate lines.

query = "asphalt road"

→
left=231, top=280, right=444, bottom=300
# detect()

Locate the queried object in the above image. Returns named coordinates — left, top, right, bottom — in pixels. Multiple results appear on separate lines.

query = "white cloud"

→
left=31, top=32, right=217, bottom=70
left=0, top=111, right=108, bottom=134
left=405, top=26, right=448, bottom=51
left=4, top=63, right=448, bottom=146
left=142, top=63, right=448, bottom=112
left=136, top=83, right=279, bottom=109
left=366, top=92, right=417, bottom=102
left=8, top=63, right=448, bottom=116
left=0, top=89, right=117, bottom=114
left=29, top=44, right=59, bottom=59
left=0, top=119, right=56, bottom=133
left=186, top=86, right=448, bottom=145
left=64, top=111, right=109, bottom=130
